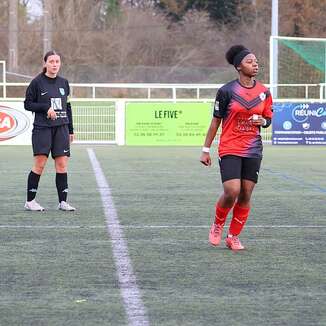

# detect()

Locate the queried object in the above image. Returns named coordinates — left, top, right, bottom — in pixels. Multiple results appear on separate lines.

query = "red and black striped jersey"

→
left=213, top=79, right=273, bottom=158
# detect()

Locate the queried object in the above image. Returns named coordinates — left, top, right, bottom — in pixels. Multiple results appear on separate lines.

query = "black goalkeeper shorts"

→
left=32, top=124, right=70, bottom=158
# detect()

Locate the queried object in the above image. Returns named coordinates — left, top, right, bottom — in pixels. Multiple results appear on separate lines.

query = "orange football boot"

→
left=209, top=223, right=224, bottom=246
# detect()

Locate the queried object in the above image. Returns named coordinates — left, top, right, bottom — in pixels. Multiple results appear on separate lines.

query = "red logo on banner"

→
left=0, top=105, right=30, bottom=141
left=0, top=111, right=16, bottom=134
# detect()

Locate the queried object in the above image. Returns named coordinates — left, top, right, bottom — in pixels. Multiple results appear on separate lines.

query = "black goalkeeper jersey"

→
left=24, top=73, right=74, bottom=133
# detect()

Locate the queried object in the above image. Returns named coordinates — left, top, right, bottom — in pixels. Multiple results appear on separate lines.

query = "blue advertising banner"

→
left=272, top=102, right=326, bottom=145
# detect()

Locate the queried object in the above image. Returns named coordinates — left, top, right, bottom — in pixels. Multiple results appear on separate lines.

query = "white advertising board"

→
left=0, top=102, right=33, bottom=145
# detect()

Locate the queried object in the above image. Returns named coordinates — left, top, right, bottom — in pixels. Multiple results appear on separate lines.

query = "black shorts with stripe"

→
left=32, top=124, right=70, bottom=158
left=219, top=155, right=262, bottom=184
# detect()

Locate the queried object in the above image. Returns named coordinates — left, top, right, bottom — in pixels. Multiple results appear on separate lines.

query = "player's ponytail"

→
left=225, top=45, right=251, bottom=69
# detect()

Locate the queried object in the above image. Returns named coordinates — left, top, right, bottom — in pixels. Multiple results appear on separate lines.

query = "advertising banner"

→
left=272, top=102, right=326, bottom=145
left=0, top=102, right=33, bottom=145
left=126, top=102, right=212, bottom=145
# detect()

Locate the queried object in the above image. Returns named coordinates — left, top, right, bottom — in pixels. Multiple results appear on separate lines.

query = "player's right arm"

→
left=24, top=79, right=50, bottom=113
left=200, top=87, right=228, bottom=166
left=200, top=117, right=222, bottom=166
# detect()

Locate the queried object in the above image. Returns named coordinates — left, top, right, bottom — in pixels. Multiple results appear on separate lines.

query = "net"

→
left=271, top=36, right=326, bottom=98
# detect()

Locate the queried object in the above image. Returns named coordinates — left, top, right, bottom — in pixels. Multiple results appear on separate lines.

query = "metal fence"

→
left=0, top=59, right=318, bottom=144
left=72, top=103, right=116, bottom=143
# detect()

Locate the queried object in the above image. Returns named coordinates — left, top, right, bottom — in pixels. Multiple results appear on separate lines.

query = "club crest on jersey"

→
left=259, top=92, right=266, bottom=101
left=59, top=88, right=65, bottom=96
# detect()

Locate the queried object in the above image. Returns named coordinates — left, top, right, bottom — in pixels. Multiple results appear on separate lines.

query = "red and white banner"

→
left=0, top=102, right=33, bottom=145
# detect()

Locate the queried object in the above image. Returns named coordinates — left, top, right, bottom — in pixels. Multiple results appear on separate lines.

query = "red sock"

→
left=228, top=203, right=250, bottom=236
left=214, top=204, right=232, bottom=226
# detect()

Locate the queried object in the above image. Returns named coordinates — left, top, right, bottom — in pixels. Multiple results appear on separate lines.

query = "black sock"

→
left=27, top=171, right=41, bottom=201
left=56, top=173, right=68, bottom=202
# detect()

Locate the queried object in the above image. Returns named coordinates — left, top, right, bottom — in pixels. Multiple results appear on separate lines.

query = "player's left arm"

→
left=66, top=80, right=74, bottom=142
left=261, top=90, right=273, bottom=128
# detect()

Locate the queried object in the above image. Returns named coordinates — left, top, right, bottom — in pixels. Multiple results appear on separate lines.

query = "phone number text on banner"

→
left=126, top=102, right=212, bottom=145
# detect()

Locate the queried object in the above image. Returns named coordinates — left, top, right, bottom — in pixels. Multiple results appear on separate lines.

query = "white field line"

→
left=87, top=148, right=149, bottom=326
left=0, top=225, right=325, bottom=229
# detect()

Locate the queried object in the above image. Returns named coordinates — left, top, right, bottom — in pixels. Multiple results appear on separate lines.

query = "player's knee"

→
left=55, top=161, right=67, bottom=173
left=33, top=162, right=46, bottom=174
left=224, top=189, right=239, bottom=204
left=56, top=165, right=67, bottom=173
left=237, top=192, right=252, bottom=205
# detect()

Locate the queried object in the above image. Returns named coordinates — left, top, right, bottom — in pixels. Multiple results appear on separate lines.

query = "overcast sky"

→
left=25, top=0, right=42, bottom=20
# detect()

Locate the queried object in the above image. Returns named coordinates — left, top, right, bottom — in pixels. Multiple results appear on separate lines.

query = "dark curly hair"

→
left=225, top=45, right=251, bottom=68
left=225, top=45, right=247, bottom=64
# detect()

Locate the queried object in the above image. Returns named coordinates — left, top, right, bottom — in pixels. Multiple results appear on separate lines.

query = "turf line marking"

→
left=87, top=148, right=149, bottom=326
left=1, top=225, right=325, bottom=229
left=122, top=225, right=326, bottom=229
left=264, top=168, right=326, bottom=194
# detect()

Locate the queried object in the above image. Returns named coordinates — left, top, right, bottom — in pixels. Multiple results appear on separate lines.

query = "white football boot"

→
left=57, top=201, right=76, bottom=211
left=24, top=199, right=45, bottom=211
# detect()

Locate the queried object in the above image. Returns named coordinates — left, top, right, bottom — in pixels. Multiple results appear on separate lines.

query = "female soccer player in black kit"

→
left=200, top=45, right=273, bottom=250
left=24, top=50, right=76, bottom=211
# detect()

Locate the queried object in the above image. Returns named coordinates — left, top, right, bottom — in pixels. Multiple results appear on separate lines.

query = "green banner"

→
left=126, top=102, right=212, bottom=145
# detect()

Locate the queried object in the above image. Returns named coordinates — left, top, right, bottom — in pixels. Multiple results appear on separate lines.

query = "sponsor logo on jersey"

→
left=0, top=105, right=30, bottom=141
left=41, top=91, right=48, bottom=96
left=51, top=98, right=63, bottom=111
left=59, top=88, right=65, bottom=96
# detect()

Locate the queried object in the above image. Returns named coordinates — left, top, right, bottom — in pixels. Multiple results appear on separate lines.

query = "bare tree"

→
left=8, top=0, right=18, bottom=70
left=5, top=0, right=326, bottom=83
left=280, top=0, right=326, bottom=37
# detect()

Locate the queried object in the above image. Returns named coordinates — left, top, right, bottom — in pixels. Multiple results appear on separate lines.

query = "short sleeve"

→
left=262, top=90, right=273, bottom=119
left=213, top=88, right=229, bottom=118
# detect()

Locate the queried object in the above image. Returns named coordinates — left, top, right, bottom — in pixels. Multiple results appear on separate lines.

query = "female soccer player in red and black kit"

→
left=24, top=50, right=75, bottom=211
left=200, top=45, right=273, bottom=250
